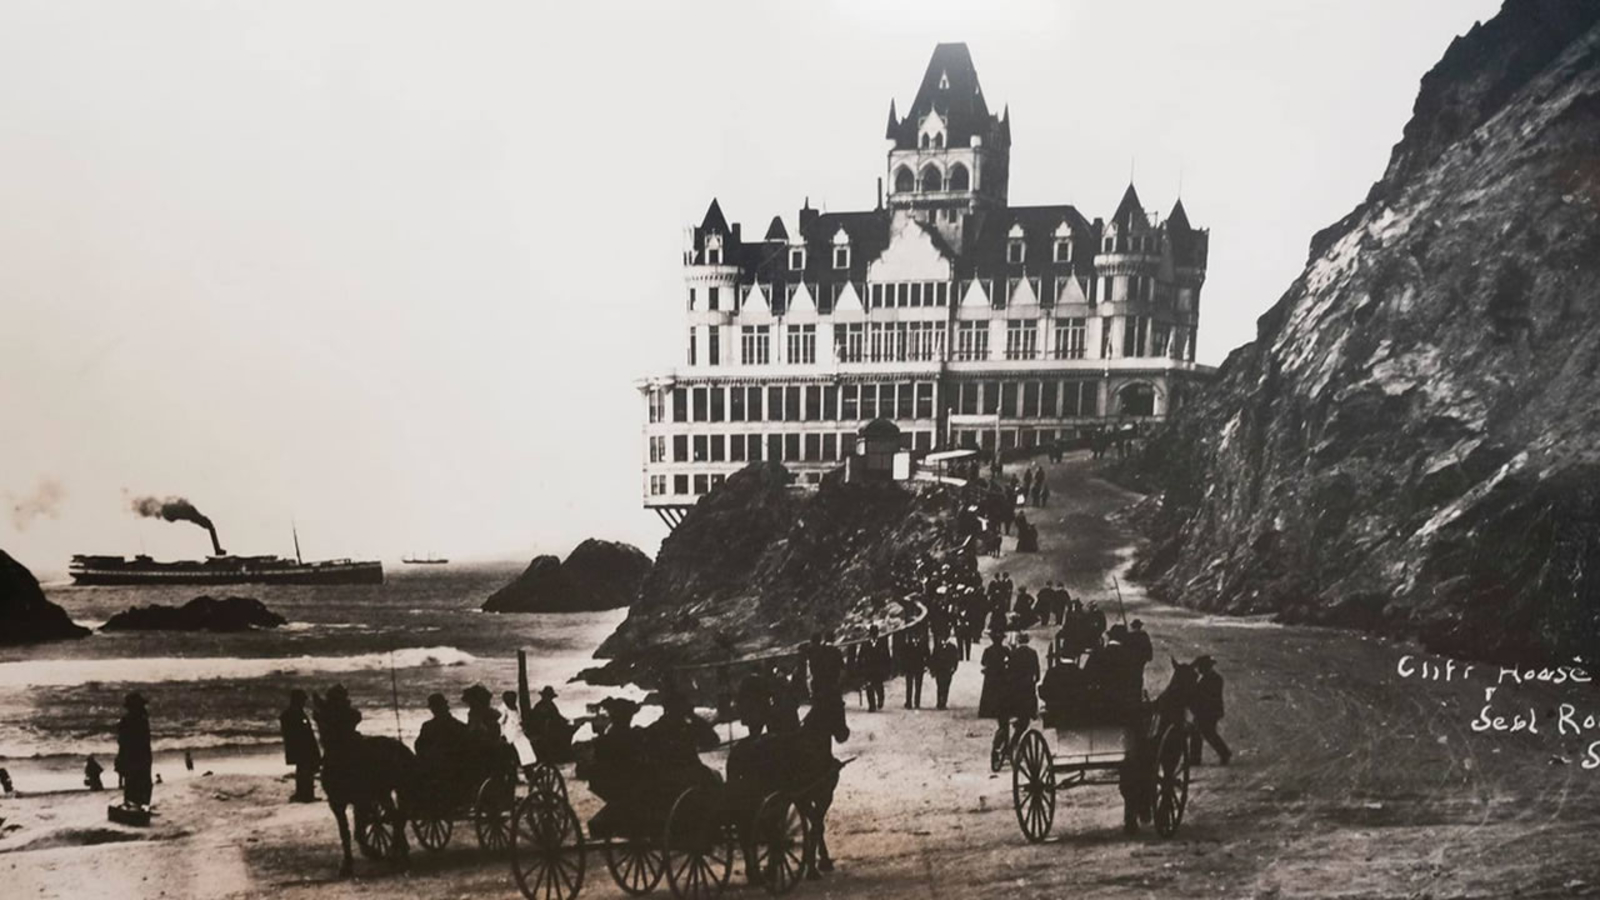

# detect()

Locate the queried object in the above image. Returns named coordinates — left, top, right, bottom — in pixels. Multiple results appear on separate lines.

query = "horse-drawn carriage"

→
left=508, top=700, right=848, bottom=900
left=1009, top=656, right=1196, bottom=843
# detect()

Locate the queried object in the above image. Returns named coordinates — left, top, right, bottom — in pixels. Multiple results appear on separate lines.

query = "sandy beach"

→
left=7, top=455, right=1600, bottom=899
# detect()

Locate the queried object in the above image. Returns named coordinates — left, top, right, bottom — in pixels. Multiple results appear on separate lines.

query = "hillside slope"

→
left=1128, top=0, right=1600, bottom=664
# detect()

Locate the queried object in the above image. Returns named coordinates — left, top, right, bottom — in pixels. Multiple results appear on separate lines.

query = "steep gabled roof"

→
left=888, top=43, right=996, bottom=150
left=1167, top=198, right=1191, bottom=232
left=763, top=215, right=789, bottom=241
left=700, top=198, right=730, bottom=234
left=1111, top=184, right=1149, bottom=230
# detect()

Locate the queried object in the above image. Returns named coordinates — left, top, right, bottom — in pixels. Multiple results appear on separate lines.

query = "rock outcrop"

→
left=482, top=538, right=652, bottom=613
left=101, top=595, right=286, bottom=632
left=583, top=462, right=971, bottom=686
left=1124, top=0, right=1600, bottom=665
left=0, top=549, right=89, bottom=644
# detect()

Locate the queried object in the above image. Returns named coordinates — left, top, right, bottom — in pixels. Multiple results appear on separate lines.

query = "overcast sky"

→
left=0, top=0, right=1503, bottom=573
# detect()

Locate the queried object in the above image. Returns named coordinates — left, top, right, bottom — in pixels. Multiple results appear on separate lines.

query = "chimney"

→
left=877, top=177, right=883, bottom=210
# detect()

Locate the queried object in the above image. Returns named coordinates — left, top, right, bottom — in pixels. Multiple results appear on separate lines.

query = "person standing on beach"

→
left=84, top=756, right=105, bottom=791
left=279, top=689, right=320, bottom=803
left=115, top=692, right=153, bottom=810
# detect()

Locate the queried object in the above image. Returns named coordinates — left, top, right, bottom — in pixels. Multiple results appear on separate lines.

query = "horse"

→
left=1119, top=657, right=1198, bottom=834
left=726, top=691, right=850, bottom=880
left=311, top=689, right=417, bottom=877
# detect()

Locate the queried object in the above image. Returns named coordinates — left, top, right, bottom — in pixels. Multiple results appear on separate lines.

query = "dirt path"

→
left=7, top=454, right=1600, bottom=898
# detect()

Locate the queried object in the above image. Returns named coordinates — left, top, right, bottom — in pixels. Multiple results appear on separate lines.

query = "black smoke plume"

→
left=129, top=495, right=225, bottom=555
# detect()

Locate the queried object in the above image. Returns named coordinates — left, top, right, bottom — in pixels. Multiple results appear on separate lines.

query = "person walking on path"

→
left=930, top=638, right=961, bottom=710
left=860, top=626, right=891, bottom=712
left=279, top=689, right=321, bottom=803
left=901, top=631, right=928, bottom=709
left=115, top=692, right=153, bottom=810
left=980, top=630, right=1011, bottom=768
left=1191, top=656, right=1233, bottom=766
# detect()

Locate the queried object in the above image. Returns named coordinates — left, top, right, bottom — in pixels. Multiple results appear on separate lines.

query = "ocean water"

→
left=0, top=562, right=636, bottom=790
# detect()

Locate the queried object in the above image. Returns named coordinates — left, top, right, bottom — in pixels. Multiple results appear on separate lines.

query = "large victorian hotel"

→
left=640, top=43, right=1212, bottom=525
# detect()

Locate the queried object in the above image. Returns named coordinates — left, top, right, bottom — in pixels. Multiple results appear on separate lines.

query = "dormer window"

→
left=1008, top=241, right=1025, bottom=265
left=705, top=234, right=723, bottom=266
left=789, top=248, right=806, bottom=270
left=834, top=246, right=850, bottom=269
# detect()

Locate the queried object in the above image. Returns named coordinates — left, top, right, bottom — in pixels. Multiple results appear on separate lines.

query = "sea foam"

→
left=0, top=646, right=476, bottom=688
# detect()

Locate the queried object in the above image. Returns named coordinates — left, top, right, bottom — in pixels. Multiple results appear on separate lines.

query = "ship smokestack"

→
left=129, top=495, right=227, bottom=556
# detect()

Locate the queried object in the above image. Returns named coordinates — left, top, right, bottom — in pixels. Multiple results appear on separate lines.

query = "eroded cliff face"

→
left=583, top=462, right=966, bottom=686
left=1130, top=0, right=1600, bottom=664
left=0, top=550, right=89, bottom=645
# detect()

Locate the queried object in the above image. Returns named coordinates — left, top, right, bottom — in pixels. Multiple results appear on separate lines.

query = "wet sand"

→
left=7, top=454, right=1600, bottom=898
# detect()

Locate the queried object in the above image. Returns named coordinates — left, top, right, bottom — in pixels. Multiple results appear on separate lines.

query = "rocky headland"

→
left=482, top=538, right=652, bottom=613
left=583, top=462, right=973, bottom=686
left=1121, top=0, right=1600, bottom=665
left=0, top=549, right=89, bottom=644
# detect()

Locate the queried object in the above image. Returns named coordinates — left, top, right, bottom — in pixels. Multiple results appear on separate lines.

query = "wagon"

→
left=507, top=757, right=819, bottom=900
left=351, top=755, right=567, bottom=860
left=1010, top=712, right=1191, bottom=843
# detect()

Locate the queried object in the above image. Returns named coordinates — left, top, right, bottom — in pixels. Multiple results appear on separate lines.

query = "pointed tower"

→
left=883, top=43, right=1010, bottom=251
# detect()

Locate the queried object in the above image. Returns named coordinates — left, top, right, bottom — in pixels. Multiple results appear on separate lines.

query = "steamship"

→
left=69, top=524, right=383, bottom=586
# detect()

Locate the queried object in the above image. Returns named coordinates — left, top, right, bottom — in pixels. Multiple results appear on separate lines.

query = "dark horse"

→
left=726, top=692, right=850, bottom=879
left=311, top=688, right=416, bottom=877
left=1119, top=657, right=1196, bottom=834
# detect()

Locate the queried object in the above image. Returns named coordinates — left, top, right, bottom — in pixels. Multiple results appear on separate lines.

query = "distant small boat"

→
left=402, top=553, right=449, bottom=565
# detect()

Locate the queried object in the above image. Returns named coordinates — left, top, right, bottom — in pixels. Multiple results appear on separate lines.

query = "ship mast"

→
left=292, top=520, right=303, bottom=565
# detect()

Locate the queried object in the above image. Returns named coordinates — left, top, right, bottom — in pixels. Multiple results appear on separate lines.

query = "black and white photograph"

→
left=3, top=1, right=1600, bottom=897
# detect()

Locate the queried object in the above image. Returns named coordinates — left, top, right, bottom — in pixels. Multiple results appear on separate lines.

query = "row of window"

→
left=647, top=430, right=941, bottom=497
left=951, top=379, right=1103, bottom=419
left=663, top=382, right=939, bottom=425
left=688, top=273, right=1191, bottom=315
left=893, top=161, right=971, bottom=194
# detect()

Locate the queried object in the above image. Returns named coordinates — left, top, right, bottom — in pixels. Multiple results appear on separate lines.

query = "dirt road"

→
left=8, top=455, right=1600, bottom=898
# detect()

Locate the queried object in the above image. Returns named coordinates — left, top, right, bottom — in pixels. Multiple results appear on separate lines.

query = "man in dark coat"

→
left=859, top=627, right=891, bottom=712
left=930, top=638, right=961, bottom=710
left=1008, top=633, right=1041, bottom=732
left=1191, top=656, right=1232, bottom=765
left=900, top=631, right=928, bottom=710
left=415, top=692, right=470, bottom=788
left=1127, top=620, right=1154, bottom=670
left=529, top=686, right=574, bottom=763
left=279, top=689, right=321, bottom=803
left=115, top=692, right=153, bottom=809
left=804, top=632, right=845, bottom=698
left=737, top=669, right=772, bottom=737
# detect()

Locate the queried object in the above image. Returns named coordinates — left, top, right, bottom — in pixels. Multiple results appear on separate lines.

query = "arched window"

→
left=894, top=166, right=915, bottom=193
left=933, top=132, right=944, bottom=149
left=920, top=133, right=931, bottom=149
left=920, top=164, right=943, bottom=192
left=947, top=162, right=970, bottom=191
left=1118, top=383, right=1156, bottom=417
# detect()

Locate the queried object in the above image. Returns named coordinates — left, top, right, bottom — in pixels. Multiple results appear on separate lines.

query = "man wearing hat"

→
left=462, top=684, right=499, bottom=739
left=416, top=692, right=468, bottom=764
left=529, top=686, right=574, bottom=764
left=279, top=689, right=321, bottom=803
left=115, top=692, right=153, bottom=810
left=1191, top=656, right=1232, bottom=766
left=588, top=698, right=643, bottom=807
left=859, top=626, right=891, bottom=713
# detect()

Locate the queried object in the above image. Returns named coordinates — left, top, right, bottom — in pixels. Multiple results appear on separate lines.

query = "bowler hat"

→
left=539, top=686, right=558, bottom=700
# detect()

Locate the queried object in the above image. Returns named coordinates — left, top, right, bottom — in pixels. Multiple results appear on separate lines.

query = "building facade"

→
left=640, top=43, right=1212, bottom=525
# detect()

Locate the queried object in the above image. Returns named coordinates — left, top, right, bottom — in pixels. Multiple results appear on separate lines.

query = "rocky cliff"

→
left=482, top=538, right=652, bottom=613
left=0, top=549, right=89, bottom=644
left=1127, top=0, right=1600, bottom=665
left=583, top=462, right=969, bottom=686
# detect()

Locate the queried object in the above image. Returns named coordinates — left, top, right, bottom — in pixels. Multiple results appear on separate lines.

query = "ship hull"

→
left=70, top=561, right=384, bottom=586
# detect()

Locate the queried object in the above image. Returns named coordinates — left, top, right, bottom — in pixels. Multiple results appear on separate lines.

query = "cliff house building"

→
left=640, top=43, right=1212, bottom=526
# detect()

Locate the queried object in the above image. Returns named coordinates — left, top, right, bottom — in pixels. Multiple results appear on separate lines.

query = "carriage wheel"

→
left=604, top=836, right=667, bottom=896
left=410, top=813, right=453, bottom=852
left=474, top=773, right=515, bottom=852
left=356, top=802, right=395, bottom=860
left=1153, top=725, right=1191, bottom=838
left=750, top=792, right=807, bottom=896
left=510, top=794, right=586, bottom=900
left=530, top=763, right=569, bottom=802
left=1011, top=730, right=1056, bottom=843
left=663, top=787, right=733, bottom=900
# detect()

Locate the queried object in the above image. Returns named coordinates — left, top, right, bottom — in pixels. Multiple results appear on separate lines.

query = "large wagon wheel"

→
left=750, top=792, right=807, bottom=896
left=1011, top=729, right=1056, bottom=843
left=511, top=794, right=586, bottom=900
left=663, top=786, right=734, bottom=900
left=604, top=836, right=667, bottom=896
left=474, top=773, right=515, bottom=852
left=410, top=812, right=453, bottom=852
left=1153, top=724, right=1191, bottom=838
left=530, top=763, right=569, bottom=802
left=356, top=802, right=395, bottom=860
